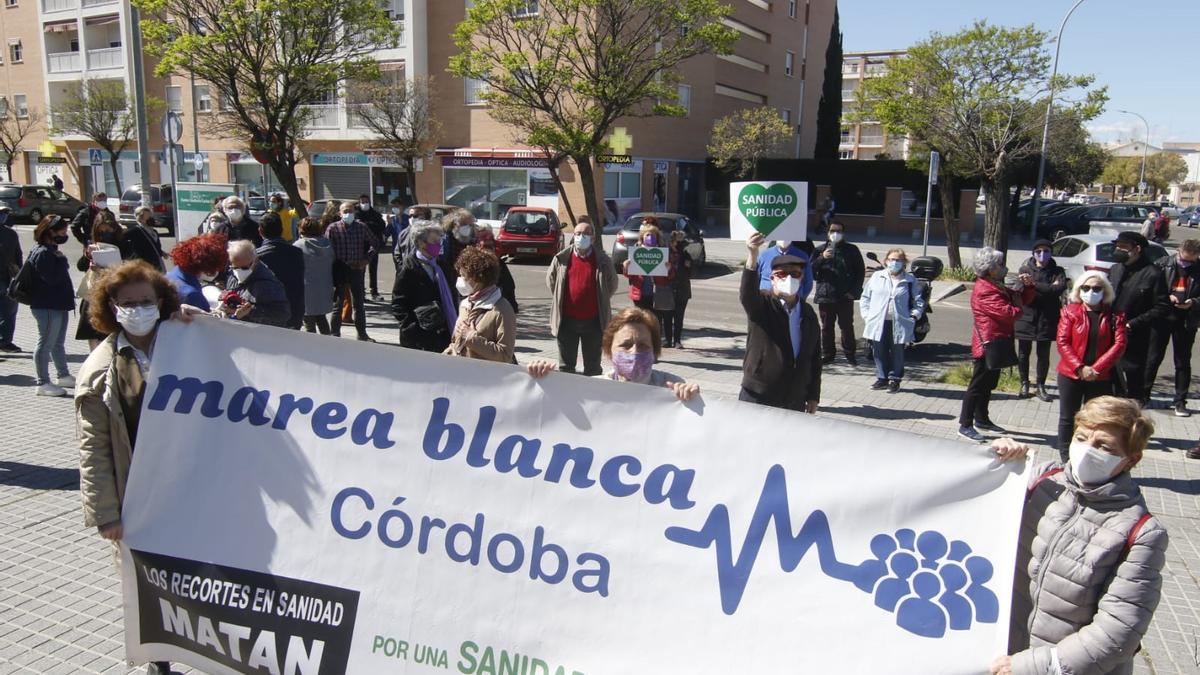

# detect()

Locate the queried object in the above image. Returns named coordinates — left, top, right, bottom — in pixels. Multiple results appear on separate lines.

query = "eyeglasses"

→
left=1078, top=285, right=1104, bottom=292
left=772, top=270, right=805, bottom=279
left=114, top=300, right=156, bottom=309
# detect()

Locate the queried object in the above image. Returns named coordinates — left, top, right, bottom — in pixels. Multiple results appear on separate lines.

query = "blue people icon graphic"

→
left=663, top=463, right=1002, bottom=639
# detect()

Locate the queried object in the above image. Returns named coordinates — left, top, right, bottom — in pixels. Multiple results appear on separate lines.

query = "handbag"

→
left=974, top=324, right=1018, bottom=370
left=6, top=256, right=35, bottom=305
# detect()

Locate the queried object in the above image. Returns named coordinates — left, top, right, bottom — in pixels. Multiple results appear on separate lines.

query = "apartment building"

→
left=0, top=0, right=833, bottom=230
left=839, top=49, right=908, bottom=161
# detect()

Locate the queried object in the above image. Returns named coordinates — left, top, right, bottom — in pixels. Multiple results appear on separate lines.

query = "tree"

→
left=450, top=0, right=738, bottom=238
left=1099, top=153, right=1187, bottom=194
left=354, top=74, right=442, bottom=204
left=51, top=79, right=146, bottom=194
left=708, top=107, right=793, bottom=180
left=0, top=106, right=40, bottom=182
left=135, top=0, right=399, bottom=210
left=1005, top=109, right=1109, bottom=231
left=858, top=21, right=1106, bottom=252
left=904, top=142, right=969, bottom=268
left=813, top=6, right=842, bottom=160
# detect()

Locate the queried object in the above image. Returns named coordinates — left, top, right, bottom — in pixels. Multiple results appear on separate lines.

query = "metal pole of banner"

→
left=129, top=6, right=153, bottom=207
left=923, top=151, right=938, bottom=257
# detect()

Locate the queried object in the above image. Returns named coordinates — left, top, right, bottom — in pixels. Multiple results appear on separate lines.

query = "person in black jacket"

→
left=810, top=220, right=865, bottom=365
left=474, top=224, right=518, bottom=313
left=69, top=192, right=114, bottom=248
left=218, top=240, right=290, bottom=327
left=121, top=207, right=166, bottom=272
left=1014, top=239, right=1066, bottom=402
left=221, top=196, right=262, bottom=247
left=1107, top=231, right=1171, bottom=405
left=670, top=230, right=693, bottom=347
left=255, top=212, right=306, bottom=330
left=355, top=195, right=388, bottom=299
left=392, top=221, right=458, bottom=352
left=738, top=232, right=821, bottom=413
left=0, top=205, right=22, bottom=352
left=1145, top=239, right=1200, bottom=416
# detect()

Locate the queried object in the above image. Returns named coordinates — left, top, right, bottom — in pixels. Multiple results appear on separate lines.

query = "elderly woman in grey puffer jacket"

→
left=989, top=396, right=1167, bottom=675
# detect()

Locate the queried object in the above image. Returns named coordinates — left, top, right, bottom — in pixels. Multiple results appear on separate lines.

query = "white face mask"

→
left=233, top=266, right=253, bottom=283
left=359, top=203, right=369, bottom=211
left=773, top=275, right=802, bottom=298
left=575, top=233, right=592, bottom=251
left=391, top=207, right=401, bottom=215
left=341, top=212, right=355, bottom=224
left=775, top=240, right=790, bottom=251
left=456, top=225, right=474, bottom=241
left=1068, top=441, right=1125, bottom=485
left=455, top=276, right=474, bottom=297
left=829, top=232, right=844, bottom=244
left=1080, top=289, right=1104, bottom=306
left=113, top=304, right=159, bottom=337
left=227, top=208, right=244, bottom=223
left=198, top=272, right=217, bottom=283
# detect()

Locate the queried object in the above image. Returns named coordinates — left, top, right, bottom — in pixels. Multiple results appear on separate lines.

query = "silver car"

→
left=0, top=184, right=85, bottom=224
left=609, top=212, right=706, bottom=273
left=1050, top=233, right=1169, bottom=286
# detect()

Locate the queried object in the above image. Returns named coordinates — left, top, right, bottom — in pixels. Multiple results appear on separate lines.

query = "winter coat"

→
left=227, top=215, right=263, bottom=248
left=166, top=267, right=210, bottom=311
left=739, top=268, right=821, bottom=410
left=1109, top=255, right=1170, bottom=359
left=546, top=246, right=617, bottom=337
left=1155, top=253, right=1200, bottom=331
left=294, top=236, right=335, bottom=316
left=70, top=205, right=114, bottom=246
left=119, top=224, right=166, bottom=272
left=498, top=259, right=519, bottom=314
left=1008, top=462, right=1167, bottom=675
left=444, top=287, right=516, bottom=363
left=811, top=240, right=865, bottom=304
left=859, top=270, right=926, bottom=344
left=28, top=244, right=75, bottom=310
left=673, top=244, right=694, bottom=302
left=1056, top=303, right=1126, bottom=381
left=1014, top=257, right=1066, bottom=341
left=224, top=262, right=290, bottom=327
left=0, top=224, right=21, bottom=286
left=969, top=279, right=1035, bottom=359
left=75, top=333, right=145, bottom=528
left=256, top=237, right=306, bottom=328
left=392, top=251, right=456, bottom=352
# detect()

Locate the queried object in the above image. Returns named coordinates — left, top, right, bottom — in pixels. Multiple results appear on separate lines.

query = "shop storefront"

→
left=72, top=149, right=139, bottom=198
left=228, top=152, right=284, bottom=196
left=437, top=151, right=556, bottom=221
left=309, top=152, right=422, bottom=206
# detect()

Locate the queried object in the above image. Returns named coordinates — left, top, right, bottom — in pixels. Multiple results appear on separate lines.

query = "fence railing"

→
left=42, top=0, right=78, bottom=12
left=47, top=51, right=81, bottom=74
left=87, top=47, right=123, bottom=70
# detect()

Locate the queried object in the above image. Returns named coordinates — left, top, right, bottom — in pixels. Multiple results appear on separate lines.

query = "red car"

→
left=495, top=207, right=563, bottom=259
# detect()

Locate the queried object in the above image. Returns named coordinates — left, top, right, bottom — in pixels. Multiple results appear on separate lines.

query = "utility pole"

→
left=128, top=5, right=152, bottom=206
left=1118, top=110, right=1151, bottom=198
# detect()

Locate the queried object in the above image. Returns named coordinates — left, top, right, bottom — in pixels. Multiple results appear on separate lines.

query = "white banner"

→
left=120, top=319, right=1029, bottom=674
left=729, top=181, right=809, bottom=242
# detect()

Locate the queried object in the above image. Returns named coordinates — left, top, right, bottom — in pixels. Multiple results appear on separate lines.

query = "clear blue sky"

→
left=839, top=0, right=1200, bottom=145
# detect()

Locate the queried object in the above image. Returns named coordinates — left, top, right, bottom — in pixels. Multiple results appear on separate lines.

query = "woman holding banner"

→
left=623, top=218, right=679, bottom=347
left=989, top=396, right=1166, bottom=675
left=75, top=260, right=183, bottom=675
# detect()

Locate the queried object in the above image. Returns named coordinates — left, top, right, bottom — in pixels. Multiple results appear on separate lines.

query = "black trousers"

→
left=557, top=316, right=603, bottom=376
left=655, top=310, right=675, bottom=346
left=1145, top=320, right=1196, bottom=404
left=1056, top=374, right=1113, bottom=458
left=331, top=266, right=368, bottom=338
left=959, top=358, right=1002, bottom=427
left=368, top=251, right=381, bottom=295
left=303, top=314, right=331, bottom=335
left=819, top=299, right=856, bottom=358
left=673, top=297, right=689, bottom=344
left=1018, top=339, right=1052, bottom=386
left=1115, top=327, right=1151, bottom=401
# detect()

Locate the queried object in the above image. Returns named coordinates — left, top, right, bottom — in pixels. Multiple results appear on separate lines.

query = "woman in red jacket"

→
left=623, top=218, right=680, bottom=346
left=959, top=247, right=1036, bottom=442
left=1055, top=269, right=1127, bottom=458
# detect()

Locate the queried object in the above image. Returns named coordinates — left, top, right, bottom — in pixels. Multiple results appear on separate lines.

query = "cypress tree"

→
left=813, top=7, right=843, bottom=160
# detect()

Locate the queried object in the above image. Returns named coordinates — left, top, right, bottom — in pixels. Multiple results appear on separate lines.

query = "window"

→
left=8, top=41, right=22, bottom=63
left=511, top=1, right=538, bottom=17
left=165, top=86, right=183, bottom=113
left=194, top=85, right=212, bottom=112
left=14, top=94, right=27, bottom=118
left=784, top=50, right=795, bottom=77
left=220, top=91, right=235, bottom=111
left=782, top=109, right=791, bottom=126
left=0, top=98, right=7, bottom=117
left=677, top=84, right=691, bottom=116
left=380, top=0, right=404, bottom=21
left=839, top=150, right=854, bottom=159
left=603, top=169, right=640, bottom=199
left=464, top=77, right=488, bottom=105
left=4, top=0, right=17, bottom=8
left=788, top=0, right=796, bottom=18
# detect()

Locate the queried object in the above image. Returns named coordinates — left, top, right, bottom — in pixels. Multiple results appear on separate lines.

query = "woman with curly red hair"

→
left=166, top=232, right=228, bottom=310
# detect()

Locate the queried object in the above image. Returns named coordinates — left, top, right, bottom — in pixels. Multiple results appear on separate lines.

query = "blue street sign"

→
left=88, top=149, right=103, bottom=165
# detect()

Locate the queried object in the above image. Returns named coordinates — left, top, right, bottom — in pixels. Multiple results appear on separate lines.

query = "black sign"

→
left=37, top=157, right=67, bottom=164
left=131, top=549, right=360, bottom=674
left=598, top=154, right=633, bottom=165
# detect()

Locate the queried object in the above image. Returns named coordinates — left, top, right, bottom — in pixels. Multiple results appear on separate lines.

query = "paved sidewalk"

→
left=2, top=289, right=1198, bottom=673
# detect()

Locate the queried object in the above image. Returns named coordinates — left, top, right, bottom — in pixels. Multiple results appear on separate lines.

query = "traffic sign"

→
left=929, top=151, right=940, bottom=186
left=88, top=149, right=103, bottom=166
left=161, top=112, right=183, bottom=145
left=192, top=153, right=205, bottom=172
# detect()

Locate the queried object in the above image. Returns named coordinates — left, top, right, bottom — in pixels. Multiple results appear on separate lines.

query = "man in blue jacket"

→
left=255, top=213, right=306, bottom=330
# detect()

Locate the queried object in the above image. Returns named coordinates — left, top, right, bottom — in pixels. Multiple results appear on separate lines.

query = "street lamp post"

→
left=1117, top=109, right=1150, bottom=198
left=1030, top=0, right=1089, bottom=241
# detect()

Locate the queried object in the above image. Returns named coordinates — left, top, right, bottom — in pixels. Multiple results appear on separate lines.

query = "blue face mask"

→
left=887, top=260, right=905, bottom=274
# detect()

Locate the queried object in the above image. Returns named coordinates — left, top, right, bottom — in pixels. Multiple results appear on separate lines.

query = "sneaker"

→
left=35, top=383, right=68, bottom=397
left=356, top=335, right=375, bottom=343
left=975, top=420, right=1006, bottom=434
left=1175, top=403, right=1190, bottom=418
left=847, top=355, right=858, bottom=367
left=887, top=379, right=900, bottom=393
left=958, top=426, right=987, bottom=443
left=56, top=375, right=75, bottom=388
left=870, top=379, right=888, bottom=390
left=0, top=342, right=19, bottom=353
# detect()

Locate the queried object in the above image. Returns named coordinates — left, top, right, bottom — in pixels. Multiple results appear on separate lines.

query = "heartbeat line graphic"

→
left=664, top=464, right=999, bottom=638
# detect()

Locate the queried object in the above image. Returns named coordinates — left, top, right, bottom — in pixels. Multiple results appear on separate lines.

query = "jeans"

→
left=1056, top=374, right=1113, bottom=457
left=1018, top=339, right=1052, bottom=386
left=32, top=308, right=69, bottom=384
left=331, top=267, right=368, bottom=338
left=959, top=358, right=1002, bottom=428
left=819, top=299, right=856, bottom=358
left=1145, top=320, right=1196, bottom=404
left=871, top=321, right=905, bottom=381
left=557, top=316, right=603, bottom=376
left=0, top=292, right=17, bottom=344
left=303, top=314, right=331, bottom=335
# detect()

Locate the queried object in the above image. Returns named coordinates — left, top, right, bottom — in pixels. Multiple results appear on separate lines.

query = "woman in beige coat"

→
left=445, top=246, right=516, bottom=363
left=990, top=396, right=1167, bottom=675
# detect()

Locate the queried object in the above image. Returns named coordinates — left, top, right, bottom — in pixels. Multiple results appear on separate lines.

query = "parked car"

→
left=118, top=184, right=176, bottom=236
left=1178, top=205, right=1200, bottom=228
left=610, top=212, right=706, bottom=273
left=1051, top=233, right=1169, bottom=284
left=410, top=204, right=458, bottom=223
left=307, top=197, right=359, bottom=219
left=1036, top=202, right=1157, bottom=240
left=494, top=207, right=564, bottom=260
left=468, top=186, right=527, bottom=220
left=445, top=183, right=490, bottom=208
left=0, top=184, right=85, bottom=224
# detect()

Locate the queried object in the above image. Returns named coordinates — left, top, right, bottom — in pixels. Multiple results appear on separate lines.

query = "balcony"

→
left=82, top=0, right=118, bottom=6
left=42, top=0, right=78, bottom=12
left=302, top=104, right=340, bottom=129
left=87, top=47, right=123, bottom=70
left=858, top=136, right=885, bottom=146
left=47, top=51, right=82, bottom=74
left=841, top=89, right=857, bottom=100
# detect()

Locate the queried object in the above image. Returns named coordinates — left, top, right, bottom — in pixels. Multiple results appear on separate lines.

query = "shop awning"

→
left=85, top=15, right=121, bottom=27
left=434, top=147, right=549, bottom=159
left=43, top=21, right=77, bottom=34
